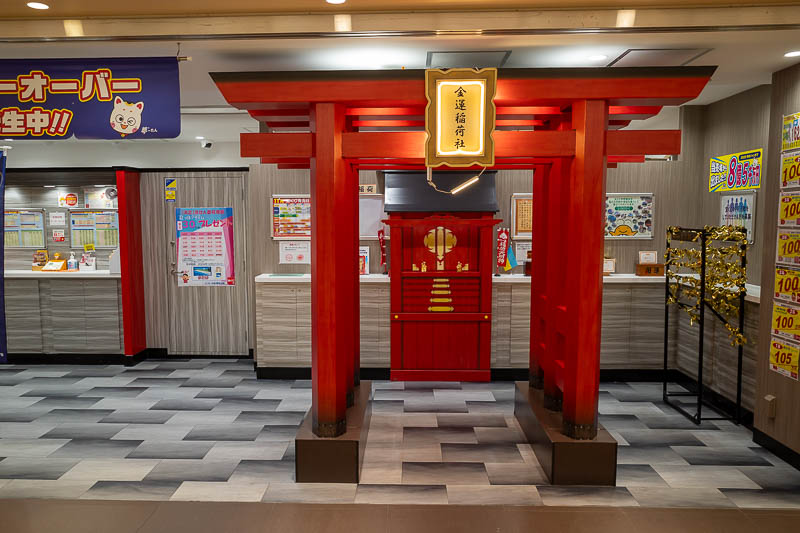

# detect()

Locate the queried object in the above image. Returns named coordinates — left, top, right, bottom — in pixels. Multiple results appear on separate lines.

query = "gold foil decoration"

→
left=428, top=306, right=454, bottom=312
left=424, top=226, right=456, bottom=269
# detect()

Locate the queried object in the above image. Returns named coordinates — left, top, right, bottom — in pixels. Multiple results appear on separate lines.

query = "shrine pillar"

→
left=310, top=102, right=357, bottom=437
left=562, top=99, right=607, bottom=439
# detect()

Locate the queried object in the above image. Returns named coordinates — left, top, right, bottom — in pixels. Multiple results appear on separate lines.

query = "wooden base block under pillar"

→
left=296, top=381, right=372, bottom=483
left=514, top=382, right=617, bottom=486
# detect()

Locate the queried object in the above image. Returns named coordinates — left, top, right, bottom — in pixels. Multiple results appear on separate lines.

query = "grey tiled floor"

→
left=0, top=359, right=799, bottom=508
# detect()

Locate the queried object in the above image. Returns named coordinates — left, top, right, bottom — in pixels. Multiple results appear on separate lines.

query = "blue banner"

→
left=0, top=57, right=180, bottom=140
left=0, top=148, right=7, bottom=363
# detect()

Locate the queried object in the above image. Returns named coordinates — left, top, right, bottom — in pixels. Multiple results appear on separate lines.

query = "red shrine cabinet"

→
left=383, top=171, right=500, bottom=381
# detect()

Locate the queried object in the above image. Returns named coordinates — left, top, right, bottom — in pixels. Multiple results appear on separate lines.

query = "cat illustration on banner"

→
left=109, top=96, right=144, bottom=137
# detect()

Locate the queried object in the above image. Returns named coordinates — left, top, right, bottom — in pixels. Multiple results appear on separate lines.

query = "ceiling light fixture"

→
left=326, top=0, right=346, bottom=4
left=43, top=185, right=56, bottom=188
left=195, top=136, right=204, bottom=140
left=26, top=2, right=49, bottom=9
left=588, top=54, right=608, bottom=62
left=785, top=51, right=800, bottom=58
left=426, top=167, right=486, bottom=195
left=451, top=175, right=480, bottom=195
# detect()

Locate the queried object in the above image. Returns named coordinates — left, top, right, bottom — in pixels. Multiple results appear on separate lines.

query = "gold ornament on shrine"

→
left=424, top=226, right=457, bottom=271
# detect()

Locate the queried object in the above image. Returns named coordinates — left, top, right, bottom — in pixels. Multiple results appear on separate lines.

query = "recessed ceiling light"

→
left=26, top=2, right=49, bottom=9
left=786, top=51, right=800, bottom=58
left=588, top=54, right=608, bottom=62
left=326, top=0, right=346, bottom=4
left=43, top=185, right=56, bottom=188
left=195, top=136, right=204, bottom=140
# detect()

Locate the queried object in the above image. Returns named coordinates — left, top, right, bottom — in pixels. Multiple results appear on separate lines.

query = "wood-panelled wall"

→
left=756, top=62, right=800, bottom=455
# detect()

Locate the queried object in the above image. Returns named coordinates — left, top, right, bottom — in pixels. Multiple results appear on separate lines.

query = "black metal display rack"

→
left=663, top=226, right=747, bottom=425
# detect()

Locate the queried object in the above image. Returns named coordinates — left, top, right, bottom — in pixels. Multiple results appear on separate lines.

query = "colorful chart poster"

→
left=782, top=112, right=800, bottom=152
left=778, top=191, right=800, bottom=227
left=777, top=229, right=800, bottom=265
left=775, top=266, right=800, bottom=304
left=720, top=192, right=755, bottom=243
left=769, top=336, right=799, bottom=381
left=176, top=207, right=235, bottom=287
left=69, top=210, right=119, bottom=248
left=709, top=149, right=763, bottom=192
left=781, top=152, right=800, bottom=189
left=772, top=301, right=800, bottom=342
left=84, top=187, right=117, bottom=209
left=272, top=195, right=311, bottom=240
left=278, top=241, right=310, bottom=264
left=605, top=194, right=653, bottom=239
left=4, top=209, right=45, bottom=248
left=511, top=193, right=532, bottom=240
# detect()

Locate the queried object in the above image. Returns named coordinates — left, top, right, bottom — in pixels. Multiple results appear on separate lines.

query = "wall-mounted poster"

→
left=777, top=228, right=800, bottom=266
left=272, top=195, right=311, bottom=240
left=69, top=210, right=119, bottom=248
left=279, top=240, right=310, bottom=264
left=774, top=265, right=800, bottom=304
left=4, top=209, right=45, bottom=248
left=778, top=191, right=800, bottom=227
left=769, top=336, right=799, bottom=381
left=720, top=191, right=756, bottom=244
left=515, top=241, right=532, bottom=263
left=772, top=301, right=800, bottom=342
left=511, top=193, right=532, bottom=240
left=605, top=193, right=653, bottom=239
left=709, top=149, right=763, bottom=192
left=780, top=152, right=800, bottom=189
left=783, top=112, right=800, bottom=152
left=84, top=187, right=118, bottom=209
left=57, top=192, right=79, bottom=207
left=359, top=246, right=370, bottom=275
left=176, top=207, right=235, bottom=287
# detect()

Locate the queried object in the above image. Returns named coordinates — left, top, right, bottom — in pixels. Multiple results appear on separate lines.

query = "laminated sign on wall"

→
left=176, top=207, right=235, bottom=287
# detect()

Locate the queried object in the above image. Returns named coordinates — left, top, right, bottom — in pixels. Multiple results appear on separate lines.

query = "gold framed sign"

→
left=511, top=193, right=532, bottom=240
left=425, top=68, right=497, bottom=168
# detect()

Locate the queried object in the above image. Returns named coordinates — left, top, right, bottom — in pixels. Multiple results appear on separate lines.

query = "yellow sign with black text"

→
left=779, top=192, right=800, bottom=227
left=425, top=68, right=496, bottom=168
left=769, top=336, right=799, bottom=381
left=777, top=229, right=800, bottom=265
left=775, top=266, right=800, bottom=304
left=709, top=149, right=762, bottom=192
left=772, top=301, right=800, bottom=341
left=781, top=153, right=800, bottom=189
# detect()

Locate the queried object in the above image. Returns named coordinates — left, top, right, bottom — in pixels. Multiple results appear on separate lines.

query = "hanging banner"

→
left=272, top=195, right=311, bottom=239
left=496, top=228, right=510, bottom=268
left=720, top=191, right=755, bottom=243
left=782, top=112, right=800, bottom=152
left=769, top=336, right=799, bottom=381
left=772, top=301, right=800, bottom=341
left=176, top=207, right=235, bottom=287
left=425, top=68, right=497, bottom=168
left=605, top=193, right=654, bottom=239
left=709, top=149, right=763, bottom=192
left=781, top=152, right=800, bottom=189
left=778, top=191, right=800, bottom=227
left=0, top=57, right=180, bottom=139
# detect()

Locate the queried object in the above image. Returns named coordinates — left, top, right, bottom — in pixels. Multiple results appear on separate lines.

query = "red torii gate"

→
left=211, top=68, right=713, bottom=446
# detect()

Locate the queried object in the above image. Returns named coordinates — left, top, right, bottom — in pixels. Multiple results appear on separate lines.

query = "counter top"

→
left=3, top=269, right=120, bottom=279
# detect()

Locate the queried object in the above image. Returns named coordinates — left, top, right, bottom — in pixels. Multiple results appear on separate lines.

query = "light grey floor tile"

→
left=473, top=426, right=527, bottom=444
left=433, top=390, right=496, bottom=402
left=671, top=446, right=772, bottom=467
left=262, top=483, right=357, bottom=503
left=0, top=422, right=57, bottom=439
left=229, top=459, right=294, bottom=483
left=0, top=479, right=94, bottom=499
left=100, top=410, right=177, bottom=424
left=82, top=480, right=180, bottom=501
left=204, top=441, right=289, bottom=461
left=59, top=459, right=159, bottom=481
left=617, top=446, right=690, bottom=465
left=441, top=443, right=524, bottom=463
left=0, top=438, right=69, bottom=457
left=653, top=465, right=762, bottom=489
left=538, top=486, right=639, bottom=507
left=112, top=425, right=193, bottom=441
left=447, top=484, right=542, bottom=505
left=402, top=462, right=489, bottom=485
left=36, top=409, right=115, bottom=423
left=143, top=459, right=240, bottom=482
left=722, top=488, right=800, bottom=509
left=0, top=457, right=79, bottom=479
left=255, top=425, right=300, bottom=442
left=41, top=423, right=127, bottom=440
left=126, top=441, right=214, bottom=460
left=50, top=439, right=144, bottom=459
left=233, top=411, right=305, bottom=425
left=616, top=464, right=669, bottom=488
left=355, top=484, right=448, bottom=504
left=484, top=462, right=548, bottom=485
left=89, top=398, right=159, bottom=411
left=183, top=424, right=264, bottom=441
left=171, top=481, right=269, bottom=502
left=403, top=427, right=477, bottom=445
left=165, top=412, right=238, bottom=426
left=628, top=487, right=737, bottom=508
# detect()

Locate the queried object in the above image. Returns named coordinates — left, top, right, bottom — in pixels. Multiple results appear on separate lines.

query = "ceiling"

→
left=2, top=1, right=795, bottom=19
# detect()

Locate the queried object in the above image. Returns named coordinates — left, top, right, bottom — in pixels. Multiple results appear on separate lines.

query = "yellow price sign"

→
left=777, top=229, right=800, bottom=265
left=779, top=192, right=800, bottom=226
left=774, top=266, right=800, bottom=303
left=83, top=243, right=96, bottom=252
left=769, top=337, right=799, bottom=380
left=772, top=302, right=800, bottom=341
left=781, top=153, right=800, bottom=189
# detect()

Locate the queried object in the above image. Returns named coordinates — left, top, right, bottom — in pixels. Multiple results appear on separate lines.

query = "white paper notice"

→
left=279, top=241, right=311, bottom=264
left=49, top=212, right=66, bottom=226
left=515, top=241, right=532, bottom=262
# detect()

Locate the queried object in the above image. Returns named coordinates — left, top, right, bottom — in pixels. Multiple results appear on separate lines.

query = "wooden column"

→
left=562, top=99, right=607, bottom=439
left=310, top=103, right=355, bottom=437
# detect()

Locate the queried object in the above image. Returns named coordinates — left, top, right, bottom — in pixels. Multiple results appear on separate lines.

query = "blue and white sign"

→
left=0, top=57, right=180, bottom=139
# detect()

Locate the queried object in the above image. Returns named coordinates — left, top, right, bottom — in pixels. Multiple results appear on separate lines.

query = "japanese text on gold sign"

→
left=0, top=69, right=141, bottom=137
left=436, top=80, right=484, bottom=156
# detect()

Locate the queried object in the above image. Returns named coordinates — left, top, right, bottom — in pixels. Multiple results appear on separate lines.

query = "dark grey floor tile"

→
left=257, top=425, right=300, bottom=442
left=180, top=377, right=244, bottom=388
left=282, top=442, right=295, bottom=461
left=0, top=368, right=23, bottom=375
left=402, top=462, right=489, bottom=485
left=195, top=388, right=257, bottom=400
left=441, top=443, right=524, bottom=463
left=473, top=426, right=527, bottom=444
left=183, top=424, right=264, bottom=441
left=616, top=464, right=669, bottom=487
left=607, top=389, right=665, bottom=402
left=638, top=415, right=721, bottom=431
left=738, top=466, right=800, bottom=490
left=0, top=408, right=53, bottom=422
left=50, top=439, right=144, bottom=458
left=31, top=397, right=102, bottom=409
left=154, top=360, right=212, bottom=370
left=355, top=484, right=448, bottom=504
left=100, top=410, right=176, bottom=424
left=41, top=423, right=127, bottom=440
left=120, top=368, right=175, bottom=377
left=598, top=414, right=649, bottom=430
left=24, top=377, right=84, bottom=385
left=538, top=485, right=638, bottom=506
left=221, top=370, right=257, bottom=377
left=403, top=427, right=476, bottom=444
left=618, top=429, right=705, bottom=447
left=65, top=368, right=124, bottom=378
left=213, top=398, right=281, bottom=411
left=672, top=446, right=772, bottom=467
left=83, top=387, right=148, bottom=398
left=127, top=441, right=214, bottom=460
left=129, top=378, right=189, bottom=387
left=0, top=377, right=26, bottom=386
left=0, top=457, right=79, bottom=479
left=232, top=459, right=294, bottom=482
left=404, top=382, right=461, bottom=390
left=491, top=389, right=515, bottom=401
left=83, top=480, right=181, bottom=500
left=37, top=409, right=115, bottom=423
left=724, top=488, right=800, bottom=509
left=150, top=399, right=219, bottom=411
left=599, top=382, right=636, bottom=393
left=485, top=462, right=547, bottom=485
left=21, top=388, right=89, bottom=398
left=234, top=411, right=305, bottom=425
left=404, top=402, right=468, bottom=413
left=143, top=459, right=239, bottom=482
left=617, top=446, right=689, bottom=465
left=291, top=380, right=312, bottom=389
left=436, top=414, right=508, bottom=428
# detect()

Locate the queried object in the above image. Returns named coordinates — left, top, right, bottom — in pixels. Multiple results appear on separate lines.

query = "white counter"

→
left=254, top=273, right=666, bottom=285
left=3, top=269, right=120, bottom=279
